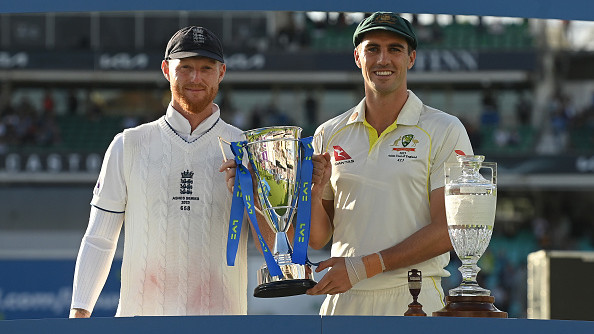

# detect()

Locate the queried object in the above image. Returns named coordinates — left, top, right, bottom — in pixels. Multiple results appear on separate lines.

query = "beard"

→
left=172, top=81, right=219, bottom=115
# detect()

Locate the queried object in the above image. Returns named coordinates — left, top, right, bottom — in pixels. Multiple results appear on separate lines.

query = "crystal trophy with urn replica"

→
left=223, top=126, right=317, bottom=298
left=433, top=155, right=507, bottom=317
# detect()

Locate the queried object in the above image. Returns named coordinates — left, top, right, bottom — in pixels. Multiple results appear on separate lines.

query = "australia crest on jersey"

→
left=389, top=133, right=419, bottom=161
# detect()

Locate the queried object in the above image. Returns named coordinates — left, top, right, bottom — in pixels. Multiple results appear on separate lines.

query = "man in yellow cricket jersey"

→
left=306, top=12, right=474, bottom=316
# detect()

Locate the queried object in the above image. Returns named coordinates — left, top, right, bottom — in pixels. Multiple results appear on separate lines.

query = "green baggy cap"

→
left=353, top=12, right=417, bottom=50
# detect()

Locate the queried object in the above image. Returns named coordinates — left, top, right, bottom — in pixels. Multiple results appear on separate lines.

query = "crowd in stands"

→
left=536, top=90, right=594, bottom=155
left=2, top=83, right=594, bottom=156
left=267, top=12, right=534, bottom=52
left=463, top=88, right=594, bottom=156
left=0, top=87, right=141, bottom=153
left=0, top=92, right=62, bottom=154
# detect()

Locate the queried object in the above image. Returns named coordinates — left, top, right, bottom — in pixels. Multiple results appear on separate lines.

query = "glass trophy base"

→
left=254, top=278, right=317, bottom=298
left=449, top=285, right=491, bottom=297
left=433, top=296, right=508, bottom=318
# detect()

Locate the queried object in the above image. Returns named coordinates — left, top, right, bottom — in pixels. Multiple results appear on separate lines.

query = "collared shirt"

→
left=314, top=90, right=473, bottom=290
left=165, top=104, right=221, bottom=142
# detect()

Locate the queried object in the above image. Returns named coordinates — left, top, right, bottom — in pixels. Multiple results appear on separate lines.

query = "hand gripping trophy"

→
left=222, top=126, right=317, bottom=298
left=433, top=155, right=507, bottom=317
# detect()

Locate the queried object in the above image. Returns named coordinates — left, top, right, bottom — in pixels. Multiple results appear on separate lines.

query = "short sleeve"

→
left=429, top=119, right=474, bottom=191
left=90, top=133, right=127, bottom=212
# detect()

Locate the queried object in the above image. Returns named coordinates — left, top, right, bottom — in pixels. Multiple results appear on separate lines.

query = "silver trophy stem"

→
left=273, top=232, right=293, bottom=265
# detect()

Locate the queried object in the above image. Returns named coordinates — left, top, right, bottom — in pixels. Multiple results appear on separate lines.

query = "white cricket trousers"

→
left=320, top=277, right=445, bottom=316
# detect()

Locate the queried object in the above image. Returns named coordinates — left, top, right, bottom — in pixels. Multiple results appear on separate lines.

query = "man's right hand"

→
left=219, top=159, right=237, bottom=194
left=69, top=308, right=91, bottom=318
left=312, top=152, right=331, bottom=198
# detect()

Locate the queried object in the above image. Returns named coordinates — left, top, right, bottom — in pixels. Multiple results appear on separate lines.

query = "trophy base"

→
left=404, top=302, right=427, bottom=316
left=254, top=279, right=317, bottom=298
left=432, top=296, right=507, bottom=318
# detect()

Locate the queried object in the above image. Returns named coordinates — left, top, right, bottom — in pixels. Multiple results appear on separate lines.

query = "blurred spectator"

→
left=42, top=89, right=55, bottom=116
left=276, top=13, right=310, bottom=51
left=87, top=91, right=105, bottom=121
left=36, top=114, right=61, bottom=147
left=536, top=127, right=564, bottom=155
left=537, top=92, right=576, bottom=154
left=263, top=102, right=291, bottom=126
left=494, top=126, right=520, bottom=148
left=480, top=90, right=500, bottom=128
left=249, top=105, right=264, bottom=129
left=460, top=117, right=482, bottom=150
left=516, top=93, right=532, bottom=125
left=67, top=89, right=79, bottom=115
left=304, top=92, right=318, bottom=125
left=230, top=110, right=249, bottom=130
left=219, top=92, right=248, bottom=129
left=531, top=216, right=551, bottom=248
left=15, top=97, right=38, bottom=144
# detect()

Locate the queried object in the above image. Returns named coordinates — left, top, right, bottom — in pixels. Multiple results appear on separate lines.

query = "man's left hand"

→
left=306, top=257, right=352, bottom=295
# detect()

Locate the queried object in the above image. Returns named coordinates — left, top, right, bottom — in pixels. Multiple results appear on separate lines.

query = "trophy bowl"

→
left=243, top=126, right=316, bottom=298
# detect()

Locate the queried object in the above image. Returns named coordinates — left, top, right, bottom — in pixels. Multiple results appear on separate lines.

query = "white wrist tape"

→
left=345, top=256, right=367, bottom=287
left=376, top=252, right=386, bottom=272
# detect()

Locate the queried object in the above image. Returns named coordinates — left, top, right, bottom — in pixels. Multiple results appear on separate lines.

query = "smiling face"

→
left=354, top=30, right=416, bottom=98
left=162, top=56, right=226, bottom=116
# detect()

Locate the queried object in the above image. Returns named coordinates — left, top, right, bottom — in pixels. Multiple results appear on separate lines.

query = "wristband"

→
left=362, top=253, right=383, bottom=278
left=377, top=252, right=386, bottom=272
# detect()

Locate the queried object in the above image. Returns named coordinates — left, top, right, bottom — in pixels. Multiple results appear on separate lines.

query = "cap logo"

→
left=374, top=13, right=397, bottom=25
left=192, top=27, right=206, bottom=46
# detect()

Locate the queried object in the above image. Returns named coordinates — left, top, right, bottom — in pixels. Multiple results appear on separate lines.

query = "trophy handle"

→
left=218, top=136, right=265, bottom=217
left=218, top=136, right=231, bottom=162
left=480, top=162, right=497, bottom=186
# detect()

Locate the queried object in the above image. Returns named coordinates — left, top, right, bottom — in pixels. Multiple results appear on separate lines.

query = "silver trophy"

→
left=242, top=126, right=316, bottom=297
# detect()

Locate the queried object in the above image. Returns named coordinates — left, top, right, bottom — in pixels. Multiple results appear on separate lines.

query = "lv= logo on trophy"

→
left=433, top=155, right=507, bottom=318
left=220, top=126, right=318, bottom=298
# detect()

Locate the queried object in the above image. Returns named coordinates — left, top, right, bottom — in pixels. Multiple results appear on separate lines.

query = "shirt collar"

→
left=397, top=90, right=423, bottom=126
left=346, top=90, right=423, bottom=127
left=346, top=98, right=367, bottom=125
left=165, top=103, right=221, bottom=141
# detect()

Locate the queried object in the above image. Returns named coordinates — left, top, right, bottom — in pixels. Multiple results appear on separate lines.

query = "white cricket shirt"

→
left=314, top=91, right=473, bottom=290
left=72, top=104, right=248, bottom=316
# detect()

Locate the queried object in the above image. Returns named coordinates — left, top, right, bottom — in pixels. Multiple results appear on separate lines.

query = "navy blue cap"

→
left=165, top=26, right=224, bottom=63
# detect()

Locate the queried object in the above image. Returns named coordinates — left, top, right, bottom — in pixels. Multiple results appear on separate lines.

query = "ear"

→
left=354, top=46, right=362, bottom=69
left=218, top=63, right=227, bottom=83
left=407, top=50, right=416, bottom=70
left=161, top=60, right=170, bottom=82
